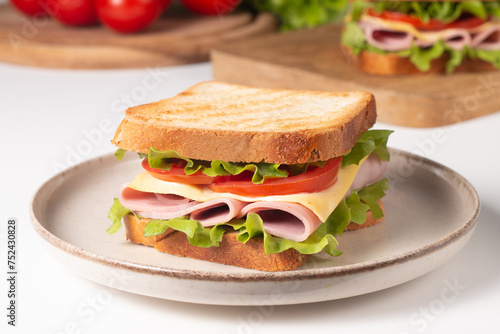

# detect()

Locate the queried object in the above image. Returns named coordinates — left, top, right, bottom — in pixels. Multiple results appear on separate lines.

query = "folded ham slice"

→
left=359, top=20, right=413, bottom=51
left=471, top=25, right=500, bottom=50
left=119, top=186, right=247, bottom=226
left=236, top=202, right=322, bottom=242
left=415, top=29, right=471, bottom=50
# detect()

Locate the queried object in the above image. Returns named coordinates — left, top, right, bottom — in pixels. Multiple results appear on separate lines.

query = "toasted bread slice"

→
left=342, top=45, right=496, bottom=76
left=345, top=200, right=384, bottom=231
left=155, top=232, right=310, bottom=272
left=123, top=214, right=174, bottom=247
left=122, top=202, right=384, bottom=271
left=112, top=81, right=376, bottom=164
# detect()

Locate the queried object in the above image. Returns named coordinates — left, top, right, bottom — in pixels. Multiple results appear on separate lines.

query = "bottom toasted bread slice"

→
left=341, top=45, right=496, bottom=75
left=154, top=232, right=310, bottom=272
left=123, top=214, right=174, bottom=247
left=345, top=200, right=385, bottom=231
left=123, top=200, right=385, bottom=271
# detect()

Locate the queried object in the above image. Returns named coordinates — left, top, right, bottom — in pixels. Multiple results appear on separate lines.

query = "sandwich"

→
left=341, top=0, right=500, bottom=75
left=106, top=81, right=392, bottom=271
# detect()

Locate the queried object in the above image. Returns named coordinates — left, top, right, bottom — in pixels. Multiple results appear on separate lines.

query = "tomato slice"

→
left=142, top=158, right=215, bottom=184
left=367, top=9, right=486, bottom=31
left=207, top=157, right=342, bottom=196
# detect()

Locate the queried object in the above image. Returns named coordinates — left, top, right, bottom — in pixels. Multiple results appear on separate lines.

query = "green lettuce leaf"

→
left=106, top=198, right=133, bottom=234
left=113, top=149, right=147, bottom=161
left=356, top=1, right=495, bottom=23
left=143, top=216, right=245, bottom=248
left=341, top=129, right=393, bottom=166
left=470, top=48, right=500, bottom=69
left=147, top=148, right=288, bottom=184
left=408, top=41, right=446, bottom=72
left=341, top=21, right=367, bottom=55
left=246, top=0, right=349, bottom=31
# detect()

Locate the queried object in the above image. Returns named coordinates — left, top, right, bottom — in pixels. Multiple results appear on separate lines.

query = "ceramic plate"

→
left=30, top=149, right=480, bottom=305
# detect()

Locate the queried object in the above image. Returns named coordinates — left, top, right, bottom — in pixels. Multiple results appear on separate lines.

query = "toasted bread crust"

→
left=155, top=232, right=310, bottom=272
left=341, top=45, right=496, bottom=75
left=345, top=200, right=384, bottom=231
left=123, top=214, right=174, bottom=247
left=112, top=81, right=376, bottom=164
left=121, top=201, right=384, bottom=271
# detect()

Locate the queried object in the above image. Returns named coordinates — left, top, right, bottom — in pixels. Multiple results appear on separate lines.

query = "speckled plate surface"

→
left=30, top=149, right=480, bottom=305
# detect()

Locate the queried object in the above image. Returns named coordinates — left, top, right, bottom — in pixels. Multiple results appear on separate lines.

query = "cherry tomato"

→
left=10, top=0, right=47, bottom=16
left=45, top=0, right=98, bottom=26
left=367, top=9, right=486, bottom=31
left=159, top=0, right=171, bottom=11
left=96, top=0, right=163, bottom=33
left=207, top=157, right=342, bottom=196
left=181, top=0, right=240, bottom=16
left=142, top=158, right=216, bottom=184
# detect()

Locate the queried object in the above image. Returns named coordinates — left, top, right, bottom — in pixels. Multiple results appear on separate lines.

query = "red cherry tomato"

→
left=96, top=0, right=163, bottom=33
left=10, top=0, right=47, bottom=16
left=159, top=0, right=172, bottom=11
left=367, top=9, right=486, bottom=31
left=181, top=0, right=240, bottom=16
left=142, top=158, right=216, bottom=184
left=207, top=157, right=342, bottom=196
left=44, top=0, right=98, bottom=26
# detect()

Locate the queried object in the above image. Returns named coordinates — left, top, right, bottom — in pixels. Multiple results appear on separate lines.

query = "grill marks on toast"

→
left=112, top=81, right=376, bottom=164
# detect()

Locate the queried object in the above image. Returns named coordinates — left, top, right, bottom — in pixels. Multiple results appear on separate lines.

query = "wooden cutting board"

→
left=0, top=5, right=276, bottom=69
left=211, top=24, right=500, bottom=128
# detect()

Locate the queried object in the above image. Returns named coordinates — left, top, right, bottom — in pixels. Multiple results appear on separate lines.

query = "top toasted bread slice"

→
left=112, top=81, right=376, bottom=164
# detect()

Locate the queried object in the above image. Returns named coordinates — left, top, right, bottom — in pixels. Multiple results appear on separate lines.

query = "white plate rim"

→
left=29, top=148, right=480, bottom=282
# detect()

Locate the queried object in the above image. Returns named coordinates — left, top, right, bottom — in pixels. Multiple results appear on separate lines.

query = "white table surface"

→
left=1, top=58, right=499, bottom=334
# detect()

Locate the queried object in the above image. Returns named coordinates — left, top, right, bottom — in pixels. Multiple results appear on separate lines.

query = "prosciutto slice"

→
left=471, top=25, right=500, bottom=50
left=119, top=186, right=247, bottom=226
left=236, top=202, right=323, bottom=242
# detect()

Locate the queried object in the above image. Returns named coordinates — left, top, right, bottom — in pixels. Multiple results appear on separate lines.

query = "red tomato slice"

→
left=367, top=9, right=486, bottom=31
left=207, top=157, right=342, bottom=196
left=142, top=158, right=216, bottom=184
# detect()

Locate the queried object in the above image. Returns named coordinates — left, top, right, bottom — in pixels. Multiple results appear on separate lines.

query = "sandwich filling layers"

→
left=342, top=1, right=500, bottom=73
left=108, top=129, right=392, bottom=257
left=119, top=154, right=386, bottom=242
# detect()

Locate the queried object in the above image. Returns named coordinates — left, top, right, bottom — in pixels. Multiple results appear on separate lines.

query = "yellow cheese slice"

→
left=127, top=158, right=366, bottom=222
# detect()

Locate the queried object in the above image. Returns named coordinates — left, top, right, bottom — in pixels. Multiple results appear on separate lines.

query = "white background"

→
left=1, top=3, right=500, bottom=333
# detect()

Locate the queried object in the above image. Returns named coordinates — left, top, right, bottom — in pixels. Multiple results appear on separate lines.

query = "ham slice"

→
left=119, top=186, right=247, bottom=226
left=415, top=29, right=471, bottom=50
left=359, top=20, right=413, bottom=51
left=236, top=202, right=322, bottom=242
left=471, top=25, right=500, bottom=50
left=350, top=154, right=387, bottom=193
